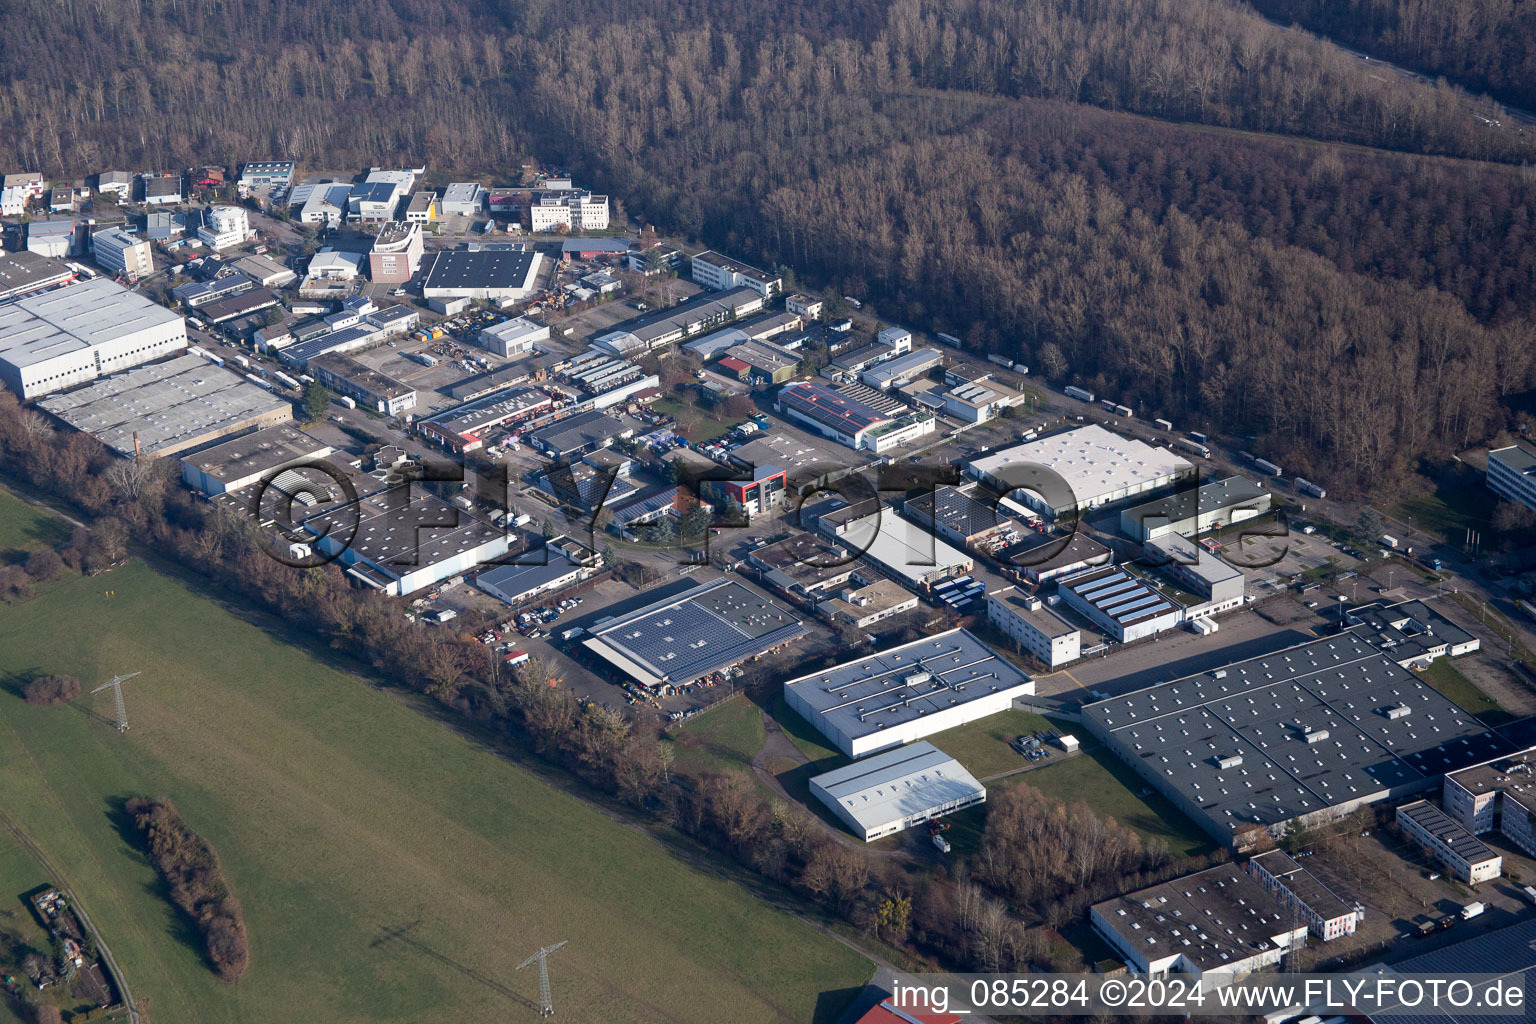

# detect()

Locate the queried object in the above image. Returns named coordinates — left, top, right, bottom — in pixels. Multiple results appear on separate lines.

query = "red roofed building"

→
left=716, top=355, right=751, bottom=380
left=855, top=996, right=965, bottom=1024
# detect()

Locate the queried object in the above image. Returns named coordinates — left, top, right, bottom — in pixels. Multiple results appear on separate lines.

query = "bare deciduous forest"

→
left=2, top=0, right=1533, bottom=488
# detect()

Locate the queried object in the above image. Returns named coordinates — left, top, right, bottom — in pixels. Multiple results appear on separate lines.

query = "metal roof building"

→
left=809, top=741, right=985, bottom=841
left=1083, top=632, right=1513, bottom=846
left=776, top=381, right=892, bottom=450
left=1367, top=918, right=1536, bottom=1024
left=0, top=278, right=188, bottom=398
left=1090, top=864, right=1305, bottom=991
left=179, top=424, right=333, bottom=495
left=420, top=248, right=544, bottom=302
left=38, top=353, right=291, bottom=458
left=1120, top=475, right=1272, bottom=542
left=1057, top=564, right=1185, bottom=642
left=966, top=425, right=1194, bottom=519
left=784, top=628, right=1035, bottom=758
left=582, top=577, right=807, bottom=689
left=0, top=251, right=73, bottom=302
left=474, top=548, right=593, bottom=606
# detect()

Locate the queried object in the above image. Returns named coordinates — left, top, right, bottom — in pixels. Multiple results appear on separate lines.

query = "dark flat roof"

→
left=421, top=249, right=537, bottom=290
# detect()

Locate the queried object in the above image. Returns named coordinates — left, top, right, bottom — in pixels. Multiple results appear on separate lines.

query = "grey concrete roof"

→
left=784, top=628, right=1033, bottom=744
left=810, top=741, right=983, bottom=833
left=0, top=278, right=182, bottom=368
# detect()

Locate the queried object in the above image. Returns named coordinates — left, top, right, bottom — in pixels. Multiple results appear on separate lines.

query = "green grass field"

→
left=1393, top=465, right=1497, bottom=541
left=926, top=709, right=1058, bottom=780
left=767, top=698, right=844, bottom=768
left=0, top=561, right=870, bottom=1024
left=1419, top=658, right=1508, bottom=723
left=666, top=695, right=766, bottom=775
left=945, top=747, right=1215, bottom=860
left=0, top=488, right=69, bottom=563
left=651, top=399, right=752, bottom=442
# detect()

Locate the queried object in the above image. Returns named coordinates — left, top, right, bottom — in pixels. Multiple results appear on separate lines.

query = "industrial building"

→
left=536, top=461, right=639, bottom=511
left=689, top=250, right=782, bottom=298
left=233, top=254, right=297, bottom=289
left=813, top=503, right=973, bottom=591
left=369, top=222, right=424, bottom=283
left=1367, top=919, right=1536, bottom=1024
left=141, top=173, right=183, bottom=205
left=1057, top=565, right=1185, bottom=642
left=0, top=251, right=73, bottom=302
left=1486, top=443, right=1536, bottom=511
left=38, top=353, right=291, bottom=458
left=27, top=218, right=76, bottom=259
left=298, top=482, right=511, bottom=596
left=474, top=541, right=597, bottom=607
left=552, top=349, right=660, bottom=410
left=528, top=188, right=609, bottom=232
left=239, top=161, right=295, bottom=189
left=809, top=742, right=985, bottom=842
left=582, top=577, right=807, bottom=690
left=607, top=485, right=712, bottom=539
left=818, top=578, right=920, bottom=629
left=91, top=228, right=154, bottom=280
left=96, top=170, right=133, bottom=200
left=723, top=339, right=799, bottom=383
left=920, top=377, right=1024, bottom=424
left=784, top=628, right=1035, bottom=758
left=903, top=485, right=1015, bottom=548
left=197, top=206, right=250, bottom=250
left=420, top=247, right=543, bottom=303
left=749, top=532, right=863, bottom=599
left=351, top=168, right=420, bottom=221
left=404, top=191, right=438, bottom=223
left=1245, top=850, right=1361, bottom=941
left=440, top=182, right=485, bottom=217
left=592, top=287, right=764, bottom=355
left=1082, top=632, right=1512, bottom=846
left=527, top=410, right=629, bottom=460
left=1396, top=800, right=1502, bottom=884
left=309, top=353, right=416, bottom=417
left=1443, top=746, right=1536, bottom=859
left=173, top=273, right=250, bottom=308
left=1143, top=534, right=1246, bottom=618
left=966, top=425, right=1194, bottom=519
left=775, top=381, right=891, bottom=449
left=987, top=586, right=1082, bottom=668
left=1345, top=599, right=1481, bottom=669
left=180, top=425, right=334, bottom=496
left=296, top=183, right=353, bottom=227
left=786, top=293, right=823, bottom=320
left=0, top=278, right=188, bottom=398
left=416, top=386, right=554, bottom=453
left=1090, top=865, right=1307, bottom=991
left=199, top=287, right=278, bottom=324
left=704, top=462, right=786, bottom=519
left=1003, top=530, right=1114, bottom=584
left=479, top=316, right=548, bottom=357
left=1120, top=476, right=1272, bottom=542
left=859, top=348, right=943, bottom=390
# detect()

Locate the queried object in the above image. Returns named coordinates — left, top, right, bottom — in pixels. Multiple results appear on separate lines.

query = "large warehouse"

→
left=420, top=247, right=544, bottom=303
left=38, top=354, right=292, bottom=458
left=581, top=577, right=807, bottom=690
left=1119, top=475, right=1271, bottom=542
left=1083, top=632, right=1511, bottom=847
left=1057, top=564, right=1185, bottom=642
left=784, top=628, right=1035, bottom=758
left=0, top=278, right=188, bottom=398
left=180, top=425, right=334, bottom=496
left=809, top=742, right=985, bottom=841
left=965, top=424, right=1193, bottom=519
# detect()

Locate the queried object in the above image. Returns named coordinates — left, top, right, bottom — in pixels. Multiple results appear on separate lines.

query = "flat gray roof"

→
left=1092, top=864, right=1294, bottom=972
left=905, top=485, right=1012, bottom=540
left=0, top=250, right=72, bottom=299
left=181, top=424, right=331, bottom=482
left=990, top=587, right=1078, bottom=638
left=583, top=577, right=806, bottom=688
left=784, top=628, right=1033, bottom=744
left=0, top=278, right=183, bottom=368
left=810, top=741, right=983, bottom=833
left=1248, top=849, right=1355, bottom=921
left=1061, top=565, right=1183, bottom=626
left=38, top=354, right=290, bottom=457
left=1397, top=800, right=1499, bottom=865
left=968, top=424, right=1193, bottom=508
left=1346, top=599, right=1476, bottom=661
left=1085, top=633, right=1512, bottom=836
left=301, top=485, right=503, bottom=577
left=1489, top=444, right=1536, bottom=474
left=1122, top=475, right=1270, bottom=529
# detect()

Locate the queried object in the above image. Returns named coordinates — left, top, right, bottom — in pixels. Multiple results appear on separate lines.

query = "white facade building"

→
left=441, top=182, right=485, bottom=217
left=528, top=189, right=610, bottom=232
left=987, top=586, right=1081, bottom=668
left=91, top=228, right=154, bottom=281
left=196, top=206, right=250, bottom=250
left=0, top=278, right=187, bottom=398
left=1488, top=444, right=1536, bottom=511
left=810, top=742, right=986, bottom=842
left=479, top=316, right=548, bottom=357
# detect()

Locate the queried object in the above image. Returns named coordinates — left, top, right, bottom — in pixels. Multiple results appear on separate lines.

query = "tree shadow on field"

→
left=371, top=921, right=537, bottom=1012
left=103, top=796, right=209, bottom=967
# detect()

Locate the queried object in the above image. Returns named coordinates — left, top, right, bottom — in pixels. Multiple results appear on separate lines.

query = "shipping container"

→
left=1064, top=385, right=1095, bottom=403
left=1154, top=418, right=1173, bottom=431
left=1380, top=534, right=1398, bottom=549
left=936, top=333, right=962, bottom=348
left=243, top=373, right=274, bottom=392
left=1188, top=431, right=1209, bottom=444
left=1114, top=404, right=1133, bottom=418
left=1101, top=399, right=1118, bottom=412
left=1176, top=437, right=1211, bottom=458
left=1296, top=478, right=1327, bottom=498
left=987, top=353, right=1014, bottom=369
left=273, top=371, right=301, bottom=390
left=338, top=395, right=356, bottom=409
left=1254, top=459, right=1283, bottom=477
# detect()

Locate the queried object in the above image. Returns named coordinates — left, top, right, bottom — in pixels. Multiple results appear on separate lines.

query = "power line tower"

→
left=90, top=672, right=140, bottom=732
left=516, top=940, right=568, bottom=1017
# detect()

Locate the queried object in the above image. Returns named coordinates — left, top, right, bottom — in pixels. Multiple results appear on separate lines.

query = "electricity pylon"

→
left=516, top=940, right=568, bottom=1017
left=90, top=672, right=140, bottom=732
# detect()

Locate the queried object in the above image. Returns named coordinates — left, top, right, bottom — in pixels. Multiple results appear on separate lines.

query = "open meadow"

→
left=0, top=560, right=870, bottom=1024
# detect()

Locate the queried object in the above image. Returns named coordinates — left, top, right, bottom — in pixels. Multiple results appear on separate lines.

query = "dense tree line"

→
left=0, top=391, right=1221, bottom=971
left=1250, top=0, right=1536, bottom=113
left=123, top=797, right=249, bottom=982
